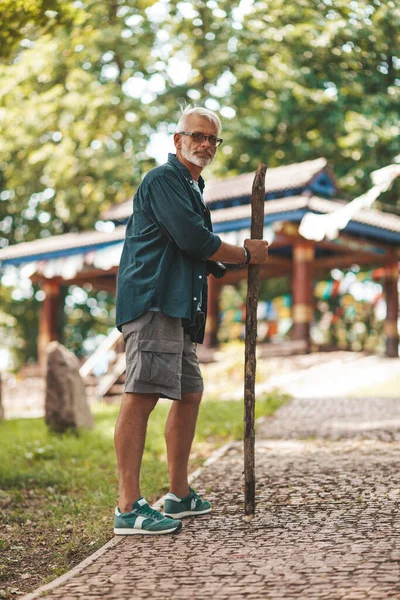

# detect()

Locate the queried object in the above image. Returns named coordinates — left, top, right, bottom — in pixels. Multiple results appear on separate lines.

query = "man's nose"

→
left=200, top=136, right=213, bottom=148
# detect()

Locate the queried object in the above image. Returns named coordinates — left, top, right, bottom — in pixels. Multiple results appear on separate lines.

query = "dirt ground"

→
left=200, top=346, right=400, bottom=401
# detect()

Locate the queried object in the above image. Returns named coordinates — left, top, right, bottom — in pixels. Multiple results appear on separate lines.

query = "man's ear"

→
left=173, top=132, right=182, bottom=149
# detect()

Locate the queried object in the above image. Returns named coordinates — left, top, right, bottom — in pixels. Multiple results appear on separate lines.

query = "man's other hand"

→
left=244, top=239, right=269, bottom=264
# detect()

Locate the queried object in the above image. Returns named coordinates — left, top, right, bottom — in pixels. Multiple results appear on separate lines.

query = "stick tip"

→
left=242, top=514, right=254, bottom=523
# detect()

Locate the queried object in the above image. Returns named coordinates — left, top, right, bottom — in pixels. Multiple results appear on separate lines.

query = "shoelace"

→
left=138, top=503, right=165, bottom=521
left=189, top=488, right=201, bottom=505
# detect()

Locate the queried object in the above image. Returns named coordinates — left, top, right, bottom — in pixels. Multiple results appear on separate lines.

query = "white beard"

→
left=181, top=145, right=214, bottom=167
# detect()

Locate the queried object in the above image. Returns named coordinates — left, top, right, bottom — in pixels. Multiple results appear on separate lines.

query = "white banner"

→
left=299, top=159, right=400, bottom=241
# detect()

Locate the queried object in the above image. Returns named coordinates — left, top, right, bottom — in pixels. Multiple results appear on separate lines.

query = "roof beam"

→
left=315, top=253, right=387, bottom=271
left=222, top=262, right=292, bottom=285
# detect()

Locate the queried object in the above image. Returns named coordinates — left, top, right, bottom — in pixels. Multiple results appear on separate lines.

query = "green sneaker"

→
left=163, top=487, right=212, bottom=519
left=114, top=497, right=182, bottom=535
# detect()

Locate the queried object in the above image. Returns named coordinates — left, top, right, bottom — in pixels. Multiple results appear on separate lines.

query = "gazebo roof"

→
left=102, top=157, right=335, bottom=222
left=212, top=196, right=400, bottom=243
left=0, top=226, right=126, bottom=264
left=1, top=196, right=400, bottom=269
left=205, top=158, right=332, bottom=204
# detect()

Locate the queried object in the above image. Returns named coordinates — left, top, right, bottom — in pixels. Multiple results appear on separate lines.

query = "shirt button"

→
left=199, top=275, right=202, bottom=279
left=193, top=297, right=197, bottom=301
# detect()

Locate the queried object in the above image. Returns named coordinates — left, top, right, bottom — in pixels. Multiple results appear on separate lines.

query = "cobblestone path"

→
left=29, top=397, right=400, bottom=599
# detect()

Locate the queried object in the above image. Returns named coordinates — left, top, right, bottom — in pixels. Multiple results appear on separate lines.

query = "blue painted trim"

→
left=214, top=208, right=400, bottom=246
left=208, top=189, right=306, bottom=211
left=310, top=173, right=336, bottom=197
left=342, top=221, right=400, bottom=245
left=1, top=239, right=124, bottom=266
left=213, top=210, right=307, bottom=233
left=205, top=177, right=335, bottom=212
left=3, top=207, right=398, bottom=269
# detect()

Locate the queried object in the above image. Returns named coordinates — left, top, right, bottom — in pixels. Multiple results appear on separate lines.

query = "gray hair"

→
left=177, top=105, right=222, bottom=135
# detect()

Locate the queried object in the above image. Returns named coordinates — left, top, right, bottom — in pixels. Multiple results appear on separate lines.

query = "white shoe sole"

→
left=114, top=525, right=181, bottom=535
left=163, top=507, right=212, bottom=519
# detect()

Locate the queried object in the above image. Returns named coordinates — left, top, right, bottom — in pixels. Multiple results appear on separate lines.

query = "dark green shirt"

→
left=116, top=153, right=222, bottom=336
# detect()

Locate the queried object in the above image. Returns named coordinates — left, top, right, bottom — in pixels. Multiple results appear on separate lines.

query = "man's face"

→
left=177, top=115, right=219, bottom=168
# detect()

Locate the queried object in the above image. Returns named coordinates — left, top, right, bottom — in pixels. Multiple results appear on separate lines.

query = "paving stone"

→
left=35, top=395, right=400, bottom=600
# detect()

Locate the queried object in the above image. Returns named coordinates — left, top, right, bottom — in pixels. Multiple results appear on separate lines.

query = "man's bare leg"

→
left=165, top=391, right=203, bottom=498
left=114, top=392, right=159, bottom=512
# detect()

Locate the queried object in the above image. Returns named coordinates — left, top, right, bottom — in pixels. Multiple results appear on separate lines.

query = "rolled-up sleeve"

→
left=145, top=173, right=221, bottom=261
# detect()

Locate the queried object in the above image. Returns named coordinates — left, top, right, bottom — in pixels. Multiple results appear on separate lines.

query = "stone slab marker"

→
left=45, top=342, right=93, bottom=432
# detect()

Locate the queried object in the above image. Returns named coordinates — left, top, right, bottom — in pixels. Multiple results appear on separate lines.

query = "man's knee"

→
left=122, top=392, right=159, bottom=415
left=180, top=390, right=203, bottom=406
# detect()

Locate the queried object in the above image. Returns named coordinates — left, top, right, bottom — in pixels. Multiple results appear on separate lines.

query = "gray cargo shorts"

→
left=121, top=311, right=204, bottom=401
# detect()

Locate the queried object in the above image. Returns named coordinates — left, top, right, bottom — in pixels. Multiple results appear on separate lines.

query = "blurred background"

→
left=0, top=0, right=399, bottom=373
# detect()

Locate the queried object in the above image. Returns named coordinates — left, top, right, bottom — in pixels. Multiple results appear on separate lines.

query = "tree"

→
left=0, top=0, right=77, bottom=60
left=0, top=0, right=160, bottom=250
left=219, top=0, right=400, bottom=204
left=0, top=0, right=162, bottom=367
left=152, top=0, right=399, bottom=203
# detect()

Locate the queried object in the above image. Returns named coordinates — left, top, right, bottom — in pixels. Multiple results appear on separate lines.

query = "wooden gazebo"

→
left=1, top=158, right=399, bottom=371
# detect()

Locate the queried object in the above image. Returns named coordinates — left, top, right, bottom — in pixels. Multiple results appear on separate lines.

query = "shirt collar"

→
left=167, top=153, right=205, bottom=192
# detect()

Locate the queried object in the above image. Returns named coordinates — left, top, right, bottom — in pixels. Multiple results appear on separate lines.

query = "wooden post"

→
left=244, top=164, right=267, bottom=521
left=384, top=256, right=399, bottom=358
left=38, top=280, right=61, bottom=371
left=292, top=241, right=315, bottom=351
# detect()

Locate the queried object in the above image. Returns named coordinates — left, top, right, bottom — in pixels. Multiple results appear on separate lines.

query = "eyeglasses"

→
left=179, top=131, right=223, bottom=147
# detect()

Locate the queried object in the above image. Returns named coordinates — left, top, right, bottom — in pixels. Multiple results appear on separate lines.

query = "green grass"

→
left=0, top=393, right=286, bottom=596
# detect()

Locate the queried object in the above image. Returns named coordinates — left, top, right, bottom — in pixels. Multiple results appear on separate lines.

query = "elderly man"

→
left=114, top=106, right=269, bottom=535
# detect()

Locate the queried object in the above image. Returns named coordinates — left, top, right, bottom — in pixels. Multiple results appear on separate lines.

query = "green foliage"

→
left=0, top=0, right=159, bottom=250
left=0, top=281, right=116, bottom=368
left=62, top=284, right=116, bottom=358
left=219, top=0, right=400, bottom=205
left=0, top=282, right=40, bottom=368
left=0, top=0, right=78, bottom=61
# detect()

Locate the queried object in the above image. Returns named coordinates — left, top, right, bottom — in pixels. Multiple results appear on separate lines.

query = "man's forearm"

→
left=209, top=238, right=269, bottom=265
left=208, top=241, right=246, bottom=264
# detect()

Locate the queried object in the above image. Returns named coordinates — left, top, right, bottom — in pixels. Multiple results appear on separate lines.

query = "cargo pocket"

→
left=136, top=340, right=181, bottom=387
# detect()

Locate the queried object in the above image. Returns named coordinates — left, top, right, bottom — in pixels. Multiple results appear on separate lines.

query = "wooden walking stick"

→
left=244, top=163, right=267, bottom=521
